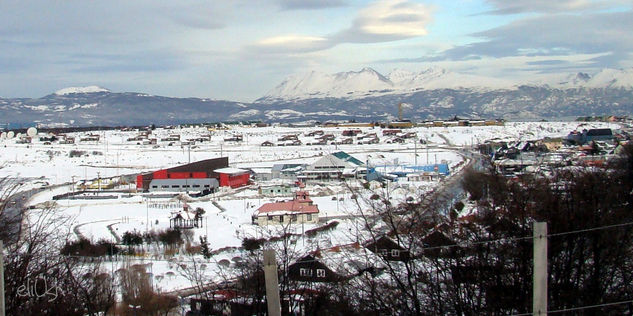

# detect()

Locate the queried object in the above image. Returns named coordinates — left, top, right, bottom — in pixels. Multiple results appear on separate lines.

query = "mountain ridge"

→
left=1, top=67, right=632, bottom=127
left=258, top=67, right=633, bottom=102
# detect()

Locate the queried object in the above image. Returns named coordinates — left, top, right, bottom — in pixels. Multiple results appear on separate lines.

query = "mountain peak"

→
left=54, top=86, right=110, bottom=96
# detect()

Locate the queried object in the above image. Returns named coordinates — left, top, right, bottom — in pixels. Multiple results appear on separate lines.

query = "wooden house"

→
left=365, top=235, right=410, bottom=261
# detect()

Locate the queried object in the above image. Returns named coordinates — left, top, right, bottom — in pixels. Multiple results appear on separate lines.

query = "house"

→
left=80, top=134, right=100, bottom=142
left=161, top=134, right=180, bottom=142
left=382, top=129, right=402, bottom=136
left=271, top=164, right=307, bottom=180
left=59, top=136, right=75, bottom=144
left=288, top=254, right=342, bottom=283
left=250, top=168, right=273, bottom=181
left=289, top=243, right=383, bottom=283
left=420, top=230, right=457, bottom=258
left=567, top=128, right=613, bottom=145
left=359, top=137, right=379, bottom=144
left=586, top=128, right=614, bottom=142
left=215, top=167, right=251, bottom=188
left=299, top=151, right=364, bottom=182
left=338, top=138, right=354, bottom=145
left=365, top=235, right=409, bottom=261
left=224, top=134, right=243, bottom=142
left=259, top=184, right=293, bottom=196
left=278, top=134, right=299, bottom=142
left=260, top=140, right=274, bottom=147
left=342, top=129, right=362, bottom=137
left=252, top=191, right=319, bottom=225
left=305, top=130, right=324, bottom=137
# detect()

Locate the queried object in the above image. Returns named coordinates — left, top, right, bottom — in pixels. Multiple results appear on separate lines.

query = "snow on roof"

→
left=214, top=167, right=249, bottom=175
left=256, top=200, right=319, bottom=215
left=250, top=168, right=272, bottom=174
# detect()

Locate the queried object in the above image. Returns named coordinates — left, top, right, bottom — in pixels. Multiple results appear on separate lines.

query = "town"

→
left=1, top=117, right=630, bottom=315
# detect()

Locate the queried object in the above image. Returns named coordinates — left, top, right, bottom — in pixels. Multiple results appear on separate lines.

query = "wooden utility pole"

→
left=1, top=240, right=5, bottom=316
left=263, top=250, right=281, bottom=316
left=533, top=222, right=548, bottom=315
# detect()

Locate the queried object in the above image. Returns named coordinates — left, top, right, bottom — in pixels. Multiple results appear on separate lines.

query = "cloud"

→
left=278, top=0, right=347, bottom=10
left=250, top=35, right=334, bottom=54
left=335, top=0, right=432, bottom=42
left=484, top=0, right=605, bottom=14
left=420, top=10, right=633, bottom=70
left=250, top=0, right=433, bottom=54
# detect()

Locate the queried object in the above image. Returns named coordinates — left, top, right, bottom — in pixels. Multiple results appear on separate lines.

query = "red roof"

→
left=257, top=200, right=319, bottom=214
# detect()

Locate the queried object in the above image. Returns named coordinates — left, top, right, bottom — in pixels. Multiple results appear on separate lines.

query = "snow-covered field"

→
left=0, top=121, right=617, bottom=293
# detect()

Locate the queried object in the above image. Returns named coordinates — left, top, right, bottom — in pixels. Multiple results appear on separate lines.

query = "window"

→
left=300, top=268, right=312, bottom=277
left=279, top=215, right=284, bottom=222
left=267, top=215, right=273, bottom=221
left=171, top=185, right=180, bottom=188
left=161, top=185, right=169, bottom=188
left=152, top=185, right=158, bottom=189
left=380, top=249, right=388, bottom=257
left=183, top=185, right=190, bottom=188
left=391, top=249, right=400, bottom=257
left=306, top=214, right=312, bottom=221
left=204, top=185, right=210, bottom=188
left=316, top=269, right=326, bottom=278
left=291, top=215, right=297, bottom=222
left=193, top=185, right=200, bottom=188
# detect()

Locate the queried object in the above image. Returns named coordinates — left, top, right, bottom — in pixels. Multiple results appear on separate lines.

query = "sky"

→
left=1, top=0, right=631, bottom=102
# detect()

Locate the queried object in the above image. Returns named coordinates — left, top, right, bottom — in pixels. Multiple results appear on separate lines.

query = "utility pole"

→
left=263, top=250, right=281, bottom=316
left=533, top=221, right=548, bottom=316
left=1, top=240, right=5, bottom=316
left=414, top=136, right=418, bottom=166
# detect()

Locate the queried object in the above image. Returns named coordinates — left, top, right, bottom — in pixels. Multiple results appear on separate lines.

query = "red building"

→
left=215, top=167, right=251, bottom=188
left=136, top=157, right=250, bottom=192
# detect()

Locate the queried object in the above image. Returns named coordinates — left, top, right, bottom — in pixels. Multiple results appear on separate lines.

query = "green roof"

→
left=332, top=151, right=364, bottom=166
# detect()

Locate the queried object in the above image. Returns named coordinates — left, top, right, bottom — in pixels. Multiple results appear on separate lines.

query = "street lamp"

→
left=97, top=172, right=101, bottom=192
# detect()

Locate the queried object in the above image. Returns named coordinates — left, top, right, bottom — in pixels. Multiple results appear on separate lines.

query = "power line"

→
left=548, top=221, right=633, bottom=238
left=511, top=299, right=633, bottom=316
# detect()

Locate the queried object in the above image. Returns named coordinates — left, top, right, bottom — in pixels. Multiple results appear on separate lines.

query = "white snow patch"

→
left=54, top=86, right=109, bottom=95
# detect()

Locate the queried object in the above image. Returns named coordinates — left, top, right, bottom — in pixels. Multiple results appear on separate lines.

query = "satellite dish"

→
left=16, top=132, right=22, bottom=139
left=0, top=132, right=5, bottom=139
left=6, top=131, right=14, bottom=139
left=27, top=127, right=37, bottom=137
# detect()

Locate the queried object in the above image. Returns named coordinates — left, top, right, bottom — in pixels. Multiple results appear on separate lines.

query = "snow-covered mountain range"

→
left=258, top=67, right=633, bottom=102
left=1, top=67, right=632, bottom=127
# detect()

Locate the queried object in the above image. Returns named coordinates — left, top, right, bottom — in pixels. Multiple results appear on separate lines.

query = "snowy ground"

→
left=0, top=121, right=618, bottom=293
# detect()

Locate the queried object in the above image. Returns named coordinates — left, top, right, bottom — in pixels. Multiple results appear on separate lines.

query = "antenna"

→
left=26, top=127, right=37, bottom=137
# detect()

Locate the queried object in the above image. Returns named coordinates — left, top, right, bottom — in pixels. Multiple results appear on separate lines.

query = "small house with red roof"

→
left=252, top=191, right=319, bottom=225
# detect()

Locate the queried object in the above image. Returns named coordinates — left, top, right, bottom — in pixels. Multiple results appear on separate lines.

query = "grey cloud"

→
left=484, top=0, right=611, bottom=14
left=526, top=60, right=569, bottom=66
left=278, top=0, right=347, bottom=10
left=428, top=10, right=633, bottom=69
